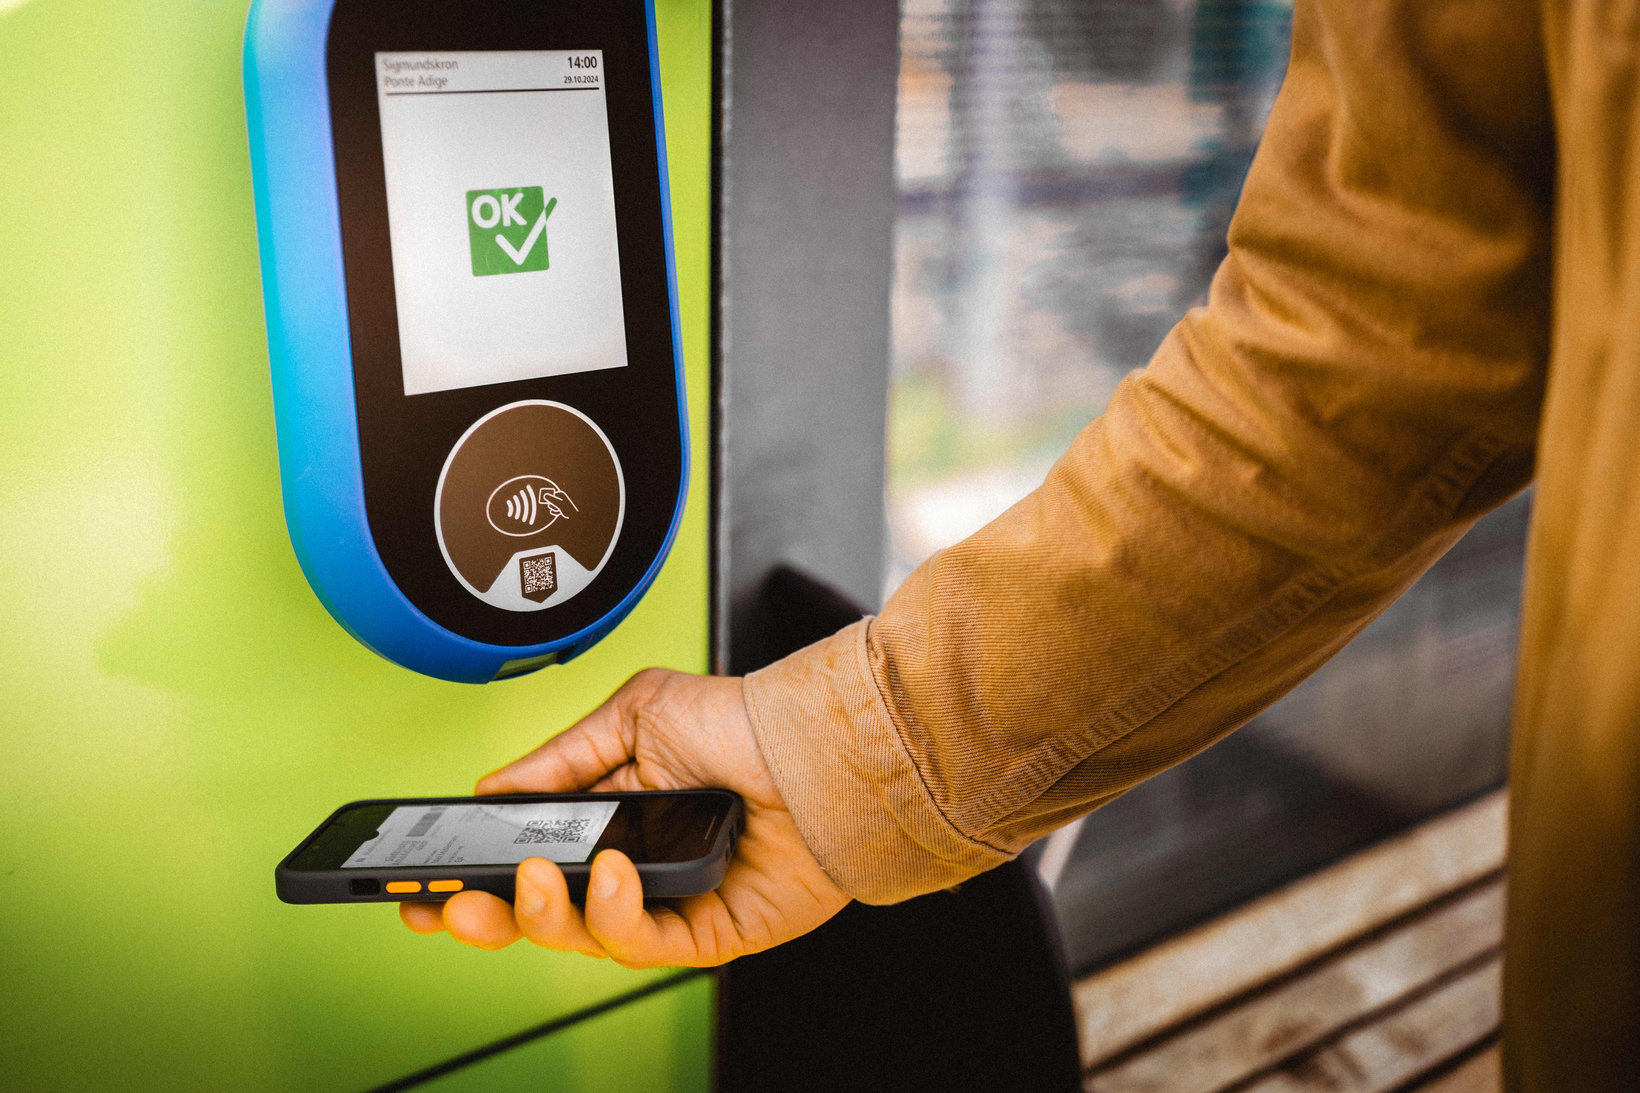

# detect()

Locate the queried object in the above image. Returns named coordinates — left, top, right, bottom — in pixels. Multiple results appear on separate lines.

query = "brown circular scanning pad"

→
left=435, top=401, right=624, bottom=612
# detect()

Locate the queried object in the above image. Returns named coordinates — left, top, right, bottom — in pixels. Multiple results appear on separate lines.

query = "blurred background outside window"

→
left=884, top=0, right=1529, bottom=974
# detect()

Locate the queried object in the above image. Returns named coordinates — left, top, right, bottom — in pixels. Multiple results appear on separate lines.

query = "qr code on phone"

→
left=514, top=818, right=595, bottom=845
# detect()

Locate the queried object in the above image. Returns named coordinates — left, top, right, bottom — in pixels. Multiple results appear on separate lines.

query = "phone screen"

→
left=287, top=793, right=730, bottom=872
left=347, top=800, right=618, bottom=867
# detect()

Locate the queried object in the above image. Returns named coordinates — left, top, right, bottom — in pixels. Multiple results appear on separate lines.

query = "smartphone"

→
left=276, top=789, right=743, bottom=905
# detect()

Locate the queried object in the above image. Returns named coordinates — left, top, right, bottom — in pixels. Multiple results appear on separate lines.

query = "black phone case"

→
left=274, top=790, right=743, bottom=905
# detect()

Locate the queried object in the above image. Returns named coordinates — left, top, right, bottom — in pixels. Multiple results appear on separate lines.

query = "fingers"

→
left=476, top=676, right=657, bottom=796
left=440, top=890, right=523, bottom=950
left=403, top=851, right=746, bottom=968
left=399, top=901, right=447, bottom=934
left=588, top=763, right=648, bottom=792
left=583, top=850, right=702, bottom=968
left=400, top=857, right=668, bottom=965
left=400, top=863, right=609, bottom=958
left=513, top=858, right=607, bottom=958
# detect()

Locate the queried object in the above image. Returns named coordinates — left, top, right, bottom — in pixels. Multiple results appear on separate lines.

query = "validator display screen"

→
left=343, top=800, right=620, bottom=867
left=375, top=50, right=628, bottom=396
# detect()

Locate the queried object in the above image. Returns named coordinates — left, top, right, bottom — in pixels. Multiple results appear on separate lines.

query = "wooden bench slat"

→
left=1242, top=960, right=1501, bottom=1093
left=1085, top=882, right=1503, bottom=1093
left=1414, top=1046, right=1500, bottom=1093
left=1075, top=791, right=1506, bottom=1067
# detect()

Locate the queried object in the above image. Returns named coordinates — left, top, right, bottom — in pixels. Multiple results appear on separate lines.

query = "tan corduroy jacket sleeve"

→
left=743, top=0, right=1555, bottom=904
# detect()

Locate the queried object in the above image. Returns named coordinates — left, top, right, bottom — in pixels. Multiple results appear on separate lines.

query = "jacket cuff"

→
left=742, top=618, right=1012, bottom=904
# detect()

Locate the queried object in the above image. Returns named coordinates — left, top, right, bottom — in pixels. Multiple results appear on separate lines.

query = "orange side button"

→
left=428, top=880, right=464, bottom=893
left=385, top=881, right=422, bottom=895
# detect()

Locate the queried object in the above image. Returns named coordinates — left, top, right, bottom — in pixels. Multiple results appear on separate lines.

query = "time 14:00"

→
left=568, top=55, right=598, bottom=69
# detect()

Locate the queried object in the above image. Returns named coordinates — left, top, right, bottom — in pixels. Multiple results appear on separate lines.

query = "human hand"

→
left=398, top=670, right=850, bottom=967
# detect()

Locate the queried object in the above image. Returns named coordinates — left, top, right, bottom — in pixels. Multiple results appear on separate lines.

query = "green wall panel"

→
left=421, top=975, right=712, bottom=1093
left=0, top=0, right=714, bottom=1089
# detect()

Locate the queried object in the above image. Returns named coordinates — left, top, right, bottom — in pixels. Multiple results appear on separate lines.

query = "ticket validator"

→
left=244, top=0, right=687, bottom=683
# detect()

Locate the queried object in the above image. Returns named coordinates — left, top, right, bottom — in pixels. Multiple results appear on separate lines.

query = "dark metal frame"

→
left=710, top=0, right=899, bottom=674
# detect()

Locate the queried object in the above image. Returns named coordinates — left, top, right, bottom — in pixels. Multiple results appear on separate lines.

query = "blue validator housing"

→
left=243, top=0, right=688, bottom=683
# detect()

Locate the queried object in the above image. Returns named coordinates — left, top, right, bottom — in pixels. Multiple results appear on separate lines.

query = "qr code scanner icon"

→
left=520, top=552, right=558, bottom=604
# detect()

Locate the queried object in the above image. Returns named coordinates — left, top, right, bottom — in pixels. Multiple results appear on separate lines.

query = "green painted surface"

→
left=422, top=976, right=714, bottom=1093
left=0, top=0, right=714, bottom=1089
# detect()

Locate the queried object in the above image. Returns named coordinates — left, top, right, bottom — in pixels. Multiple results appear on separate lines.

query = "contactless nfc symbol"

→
left=504, top=488, right=539, bottom=525
left=486, top=475, right=578, bottom=537
left=467, top=186, right=556, bottom=277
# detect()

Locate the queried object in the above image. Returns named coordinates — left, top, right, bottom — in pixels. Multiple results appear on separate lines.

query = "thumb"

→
left=477, top=676, right=652, bottom=795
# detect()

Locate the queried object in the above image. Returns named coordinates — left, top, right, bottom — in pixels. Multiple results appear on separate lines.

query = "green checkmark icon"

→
left=466, top=187, right=556, bottom=276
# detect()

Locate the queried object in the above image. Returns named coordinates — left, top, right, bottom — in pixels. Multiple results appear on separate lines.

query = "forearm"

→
left=747, top=0, right=1552, bottom=903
